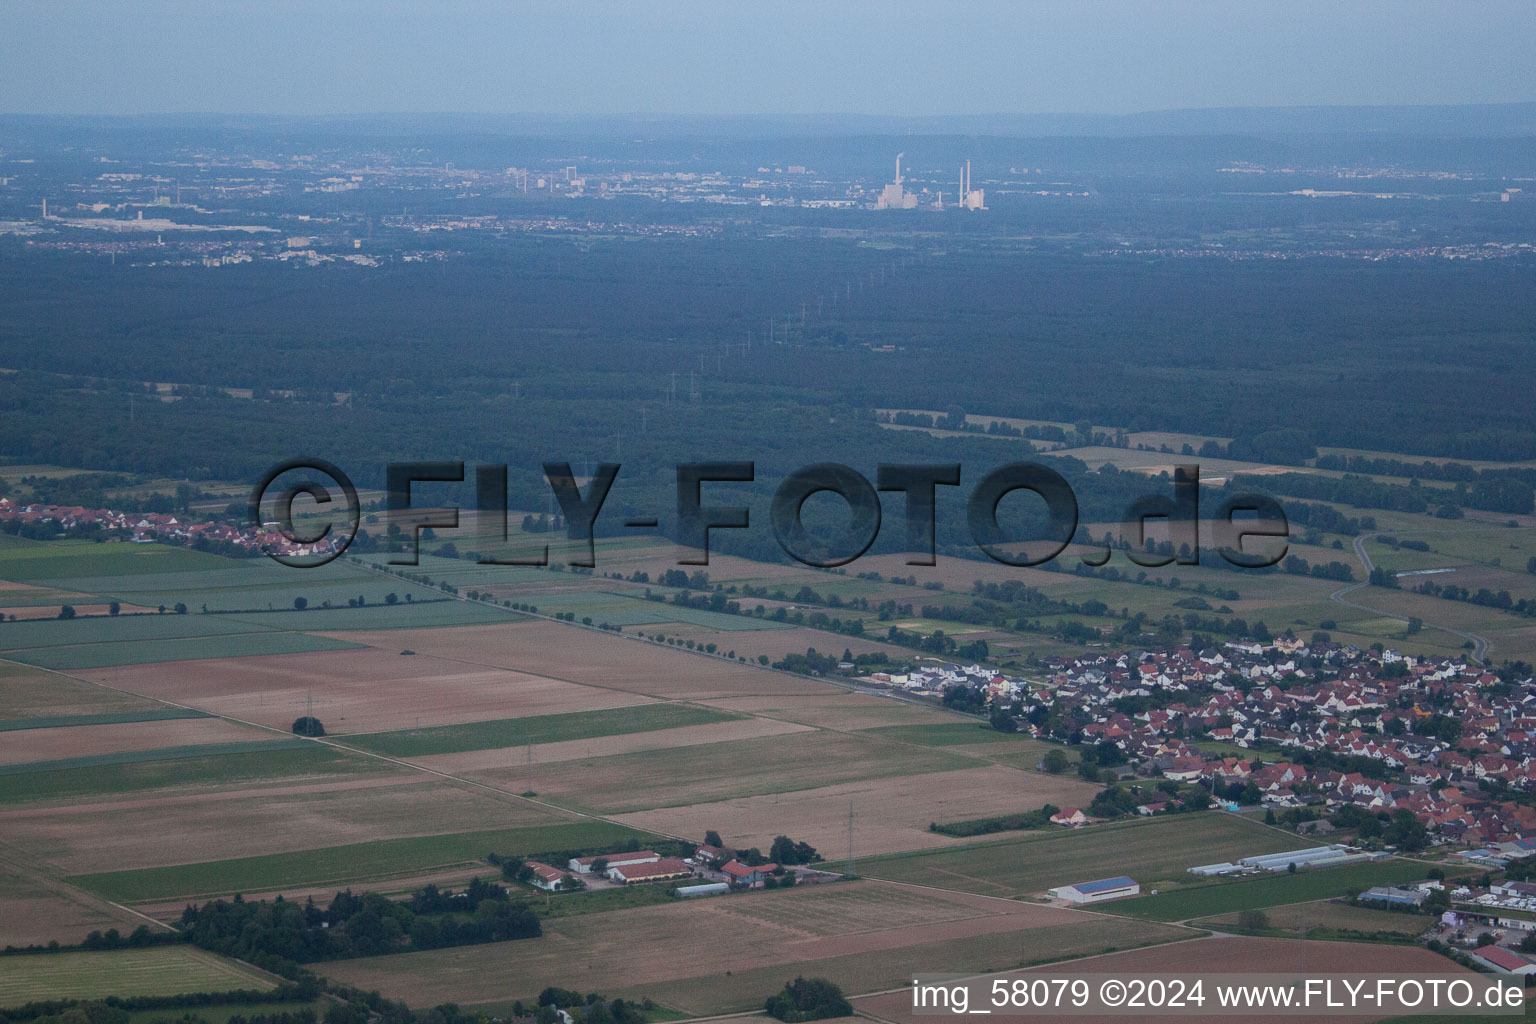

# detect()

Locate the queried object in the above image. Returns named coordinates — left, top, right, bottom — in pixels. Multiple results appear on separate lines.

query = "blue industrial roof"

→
left=1073, top=876, right=1137, bottom=894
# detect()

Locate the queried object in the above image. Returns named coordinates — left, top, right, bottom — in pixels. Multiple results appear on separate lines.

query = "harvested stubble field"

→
left=857, top=814, right=1303, bottom=897
left=698, top=691, right=957, bottom=732
left=1, top=774, right=570, bottom=876
left=320, top=878, right=1185, bottom=1014
left=78, top=645, right=651, bottom=734
left=0, top=716, right=275, bottom=766
left=0, top=945, right=276, bottom=1006
left=852, top=935, right=1477, bottom=1024
left=612, top=763, right=1102, bottom=857
left=0, top=660, right=165, bottom=720
left=316, top=620, right=834, bottom=699
left=465, top=728, right=972, bottom=814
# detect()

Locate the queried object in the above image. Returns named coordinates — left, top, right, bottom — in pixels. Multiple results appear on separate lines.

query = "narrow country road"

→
left=1329, top=533, right=1489, bottom=662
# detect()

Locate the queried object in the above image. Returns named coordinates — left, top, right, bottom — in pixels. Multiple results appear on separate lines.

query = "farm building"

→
left=677, top=882, right=729, bottom=898
left=608, top=857, right=692, bottom=885
left=1470, top=946, right=1536, bottom=976
left=1360, top=886, right=1426, bottom=908
left=1050, top=807, right=1088, bottom=828
left=1049, top=876, right=1140, bottom=904
left=720, top=860, right=778, bottom=887
left=527, top=862, right=568, bottom=891
left=568, top=851, right=659, bottom=874
left=695, top=844, right=729, bottom=865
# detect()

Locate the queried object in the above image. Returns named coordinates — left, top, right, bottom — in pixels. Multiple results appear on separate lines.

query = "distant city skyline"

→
left=2, top=1, right=1534, bottom=118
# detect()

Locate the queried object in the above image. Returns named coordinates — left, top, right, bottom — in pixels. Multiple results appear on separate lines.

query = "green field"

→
left=5, top=632, right=367, bottom=670
left=345, top=703, right=740, bottom=757
left=857, top=814, right=1303, bottom=897
left=0, top=738, right=312, bottom=776
left=0, top=708, right=209, bottom=732
left=0, top=541, right=236, bottom=581
left=220, top=600, right=519, bottom=631
left=70, top=820, right=644, bottom=902
left=0, top=945, right=276, bottom=1006
left=0, top=744, right=384, bottom=804
left=0, top=613, right=276, bottom=652
left=1105, top=858, right=1433, bottom=921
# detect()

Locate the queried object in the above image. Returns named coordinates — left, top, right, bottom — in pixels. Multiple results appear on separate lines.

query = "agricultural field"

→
left=0, top=660, right=166, bottom=720
left=1106, top=859, right=1435, bottom=921
left=464, top=728, right=975, bottom=814
left=320, top=879, right=1187, bottom=1015
left=2, top=775, right=571, bottom=878
left=343, top=703, right=741, bottom=757
left=68, top=820, right=637, bottom=903
left=612, top=763, right=1102, bottom=857
left=0, top=716, right=276, bottom=766
left=0, top=742, right=387, bottom=804
left=856, top=814, right=1305, bottom=898
left=0, top=858, right=145, bottom=948
left=75, top=645, right=654, bottom=734
left=1194, top=899, right=1432, bottom=938
left=0, top=945, right=276, bottom=1005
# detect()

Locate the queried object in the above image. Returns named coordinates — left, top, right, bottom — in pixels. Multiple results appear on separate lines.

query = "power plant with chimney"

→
left=874, top=153, right=985, bottom=211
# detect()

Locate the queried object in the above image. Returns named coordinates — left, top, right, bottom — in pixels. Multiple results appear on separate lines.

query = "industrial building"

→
left=875, top=153, right=919, bottom=209
left=874, top=153, right=984, bottom=211
left=1049, top=876, right=1140, bottom=904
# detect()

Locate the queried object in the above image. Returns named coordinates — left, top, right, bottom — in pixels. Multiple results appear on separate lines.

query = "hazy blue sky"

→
left=2, top=0, right=1533, bottom=116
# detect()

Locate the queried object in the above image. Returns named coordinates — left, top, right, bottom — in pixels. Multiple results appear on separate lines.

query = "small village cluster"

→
left=877, top=636, right=1536, bottom=847
left=0, top=498, right=342, bottom=558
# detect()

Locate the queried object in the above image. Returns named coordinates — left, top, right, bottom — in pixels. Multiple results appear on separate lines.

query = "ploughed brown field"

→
left=313, top=621, right=834, bottom=699
left=853, top=935, right=1477, bottom=1024
left=78, top=643, right=652, bottom=734
left=612, top=764, right=1102, bottom=857
left=321, top=878, right=1187, bottom=1014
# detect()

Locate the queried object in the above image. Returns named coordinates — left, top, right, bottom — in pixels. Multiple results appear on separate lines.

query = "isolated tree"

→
left=58, top=605, right=76, bottom=620
left=292, top=716, right=325, bottom=737
left=108, top=601, right=120, bottom=617
left=1236, top=909, right=1270, bottom=931
left=1041, top=748, right=1070, bottom=774
left=293, top=596, right=308, bottom=610
left=704, top=830, right=723, bottom=848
